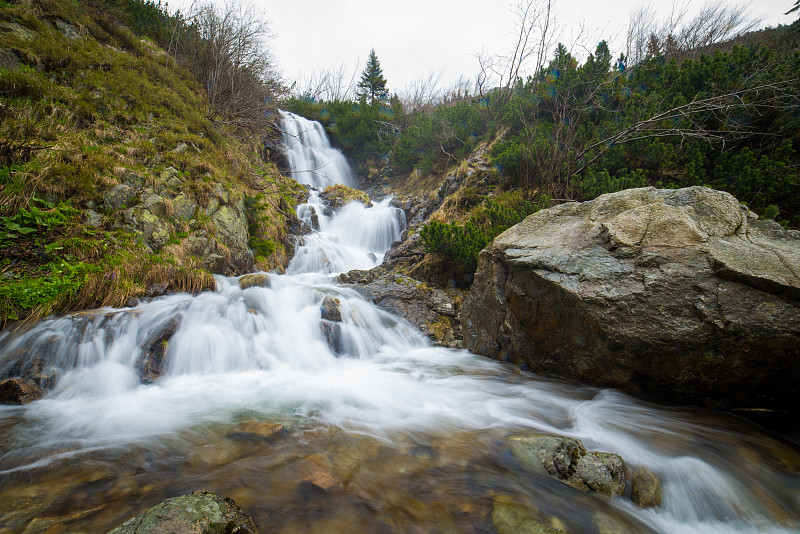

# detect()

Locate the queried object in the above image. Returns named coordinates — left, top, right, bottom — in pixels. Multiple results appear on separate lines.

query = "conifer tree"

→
left=357, top=49, right=388, bottom=105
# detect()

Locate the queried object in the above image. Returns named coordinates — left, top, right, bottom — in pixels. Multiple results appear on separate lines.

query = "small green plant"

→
left=420, top=197, right=545, bottom=284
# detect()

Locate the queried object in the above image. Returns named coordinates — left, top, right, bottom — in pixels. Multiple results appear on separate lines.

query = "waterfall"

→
left=0, top=113, right=798, bottom=534
left=280, top=110, right=355, bottom=188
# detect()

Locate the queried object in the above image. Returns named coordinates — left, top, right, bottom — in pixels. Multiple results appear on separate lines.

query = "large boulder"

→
left=462, top=186, right=800, bottom=413
left=108, top=491, right=256, bottom=533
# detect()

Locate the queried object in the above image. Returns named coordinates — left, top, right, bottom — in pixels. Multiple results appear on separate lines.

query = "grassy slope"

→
left=0, top=0, right=303, bottom=326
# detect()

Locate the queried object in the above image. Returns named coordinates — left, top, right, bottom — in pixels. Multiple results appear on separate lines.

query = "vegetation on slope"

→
left=284, top=15, right=800, bottom=286
left=0, top=0, right=300, bottom=326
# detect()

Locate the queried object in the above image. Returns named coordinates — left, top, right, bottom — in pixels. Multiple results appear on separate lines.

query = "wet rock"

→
left=136, top=317, right=180, bottom=383
left=463, top=186, right=800, bottom=414
left=346, top=273, right=463, bottom=348
left=506, top=434, right=627, bottom=498
left=226, top=422, right=286, bottom=443
left=287, top=215, right=311, bottom=236
left=0, top=377, right=42, bottom=404
left=631, top=466, right=663, bottom=508
left=337, top=269, right=375, bottom=285
left=492, top=495, right=566, bottom=534
left=309, top=207, right=320, bottom=231
left=320, top=184, right=371, bottom=209
left=104, top=184, right=136, bottom=212
left=172, top=193, right=196, bottom=222
left=238, top=273, right=270, bottom=290
left=107, top=490, right=257, bottom=534
left=304, top=471, right=339, bottom=491
left=321, top=296, right=342, bottom=322
left=321, top=321, right=342, bottom=354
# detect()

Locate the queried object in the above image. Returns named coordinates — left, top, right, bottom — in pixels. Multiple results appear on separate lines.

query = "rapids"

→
left=0, top=114, right=798, bottom=533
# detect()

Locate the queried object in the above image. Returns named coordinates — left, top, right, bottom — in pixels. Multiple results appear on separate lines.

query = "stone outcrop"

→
left=462, top=186, right=800, bottom=413
left=107, top=491, right=257, bottom=533
left=342, top=271, right=463, bottom=348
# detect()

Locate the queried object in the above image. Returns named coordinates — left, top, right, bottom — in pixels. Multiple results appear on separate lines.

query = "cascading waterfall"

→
left=0, top=113, right=798, bottom=534
left=279, top=111, right=355, bottom=188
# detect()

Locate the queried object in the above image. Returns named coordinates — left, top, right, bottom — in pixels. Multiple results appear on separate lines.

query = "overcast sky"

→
left=182, top=1, right=797, bottom=95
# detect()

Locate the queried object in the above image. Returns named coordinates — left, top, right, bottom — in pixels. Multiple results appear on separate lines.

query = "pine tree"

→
left=357, top=49, right=388, bottom=105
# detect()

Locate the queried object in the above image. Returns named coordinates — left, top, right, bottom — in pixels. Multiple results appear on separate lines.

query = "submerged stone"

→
left=107, top=490, right=257, bottom=533
left=631, top=466, right=663, bottom=508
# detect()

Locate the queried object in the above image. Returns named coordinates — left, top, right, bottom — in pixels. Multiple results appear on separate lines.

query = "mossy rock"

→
left=107, top=490, right=257, bottom=533
left=321, top=184, right=371, bottom=209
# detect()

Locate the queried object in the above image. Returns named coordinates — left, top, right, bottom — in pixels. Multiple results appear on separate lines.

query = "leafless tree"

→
left=168, top=1, right=283, bottom=132
left=399, top=70, right=445, bottom=113
left=476, top=0, right=556, bottom=113
left=293, top=62, right=360, bottom=102
left=625, top=1, right=760, bottom=65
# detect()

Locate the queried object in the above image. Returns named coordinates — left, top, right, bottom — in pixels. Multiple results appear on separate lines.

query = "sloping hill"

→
left=0, top=0, right=303, bottom=325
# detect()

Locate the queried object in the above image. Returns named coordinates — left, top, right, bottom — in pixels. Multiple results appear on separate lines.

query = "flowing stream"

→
left=0, top=113, right=798, bottom=533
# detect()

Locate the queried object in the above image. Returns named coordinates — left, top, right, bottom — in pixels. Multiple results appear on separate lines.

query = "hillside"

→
left=0, top=0, right=303, bottom=326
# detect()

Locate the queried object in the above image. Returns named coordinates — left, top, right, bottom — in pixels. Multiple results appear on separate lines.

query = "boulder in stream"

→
left=462, top=186, right=800, bottom=414
left=506, top=434, right=627, bottom=497
left=0, top=377, right=42, bottom=404
left=107, top=490, right=257, bottom=533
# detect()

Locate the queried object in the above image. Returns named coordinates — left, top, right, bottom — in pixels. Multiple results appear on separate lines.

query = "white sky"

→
left=177, top=1, right=797, bottom=95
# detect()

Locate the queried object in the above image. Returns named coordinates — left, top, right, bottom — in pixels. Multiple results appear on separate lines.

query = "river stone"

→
left=321, top=296, right=342, bottom=322
left=506, top=434, right=627, bottom=497
left=136, top=317, right=180, bottom=383
left=0, top=377, right=41, bottom=404
left=172, top=193, right=197, bottom=221
left=462, top=186, right=800, bottom=414
left=238, top=273, right=270, bottom=290
left=104, top=184, right=136, bottom=212
left=631, top=466, right=663, bottom=508
left=321, top=321, right=342, bottom=354
left=492, top=496, right=566, bottom=534
left=226, top=422, right=286, bottom=443
left=107, top=490, right=257, bottom=533
left=345, top=272, right=463, bottom=348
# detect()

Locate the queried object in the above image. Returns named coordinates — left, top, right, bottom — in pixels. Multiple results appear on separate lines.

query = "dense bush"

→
left=419, top=199, right=543, bottom=283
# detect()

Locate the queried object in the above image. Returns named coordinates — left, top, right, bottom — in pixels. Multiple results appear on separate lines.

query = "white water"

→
left=0, top=114, right=798, bottom=533
left=280, top=110, right=355, bottom=188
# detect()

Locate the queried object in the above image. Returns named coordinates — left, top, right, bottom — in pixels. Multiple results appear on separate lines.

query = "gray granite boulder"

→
left=462, top=186, right=800, bottom=414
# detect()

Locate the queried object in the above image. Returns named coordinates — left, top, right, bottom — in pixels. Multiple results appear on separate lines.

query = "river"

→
left=0, top=111, right=797, bottom=533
